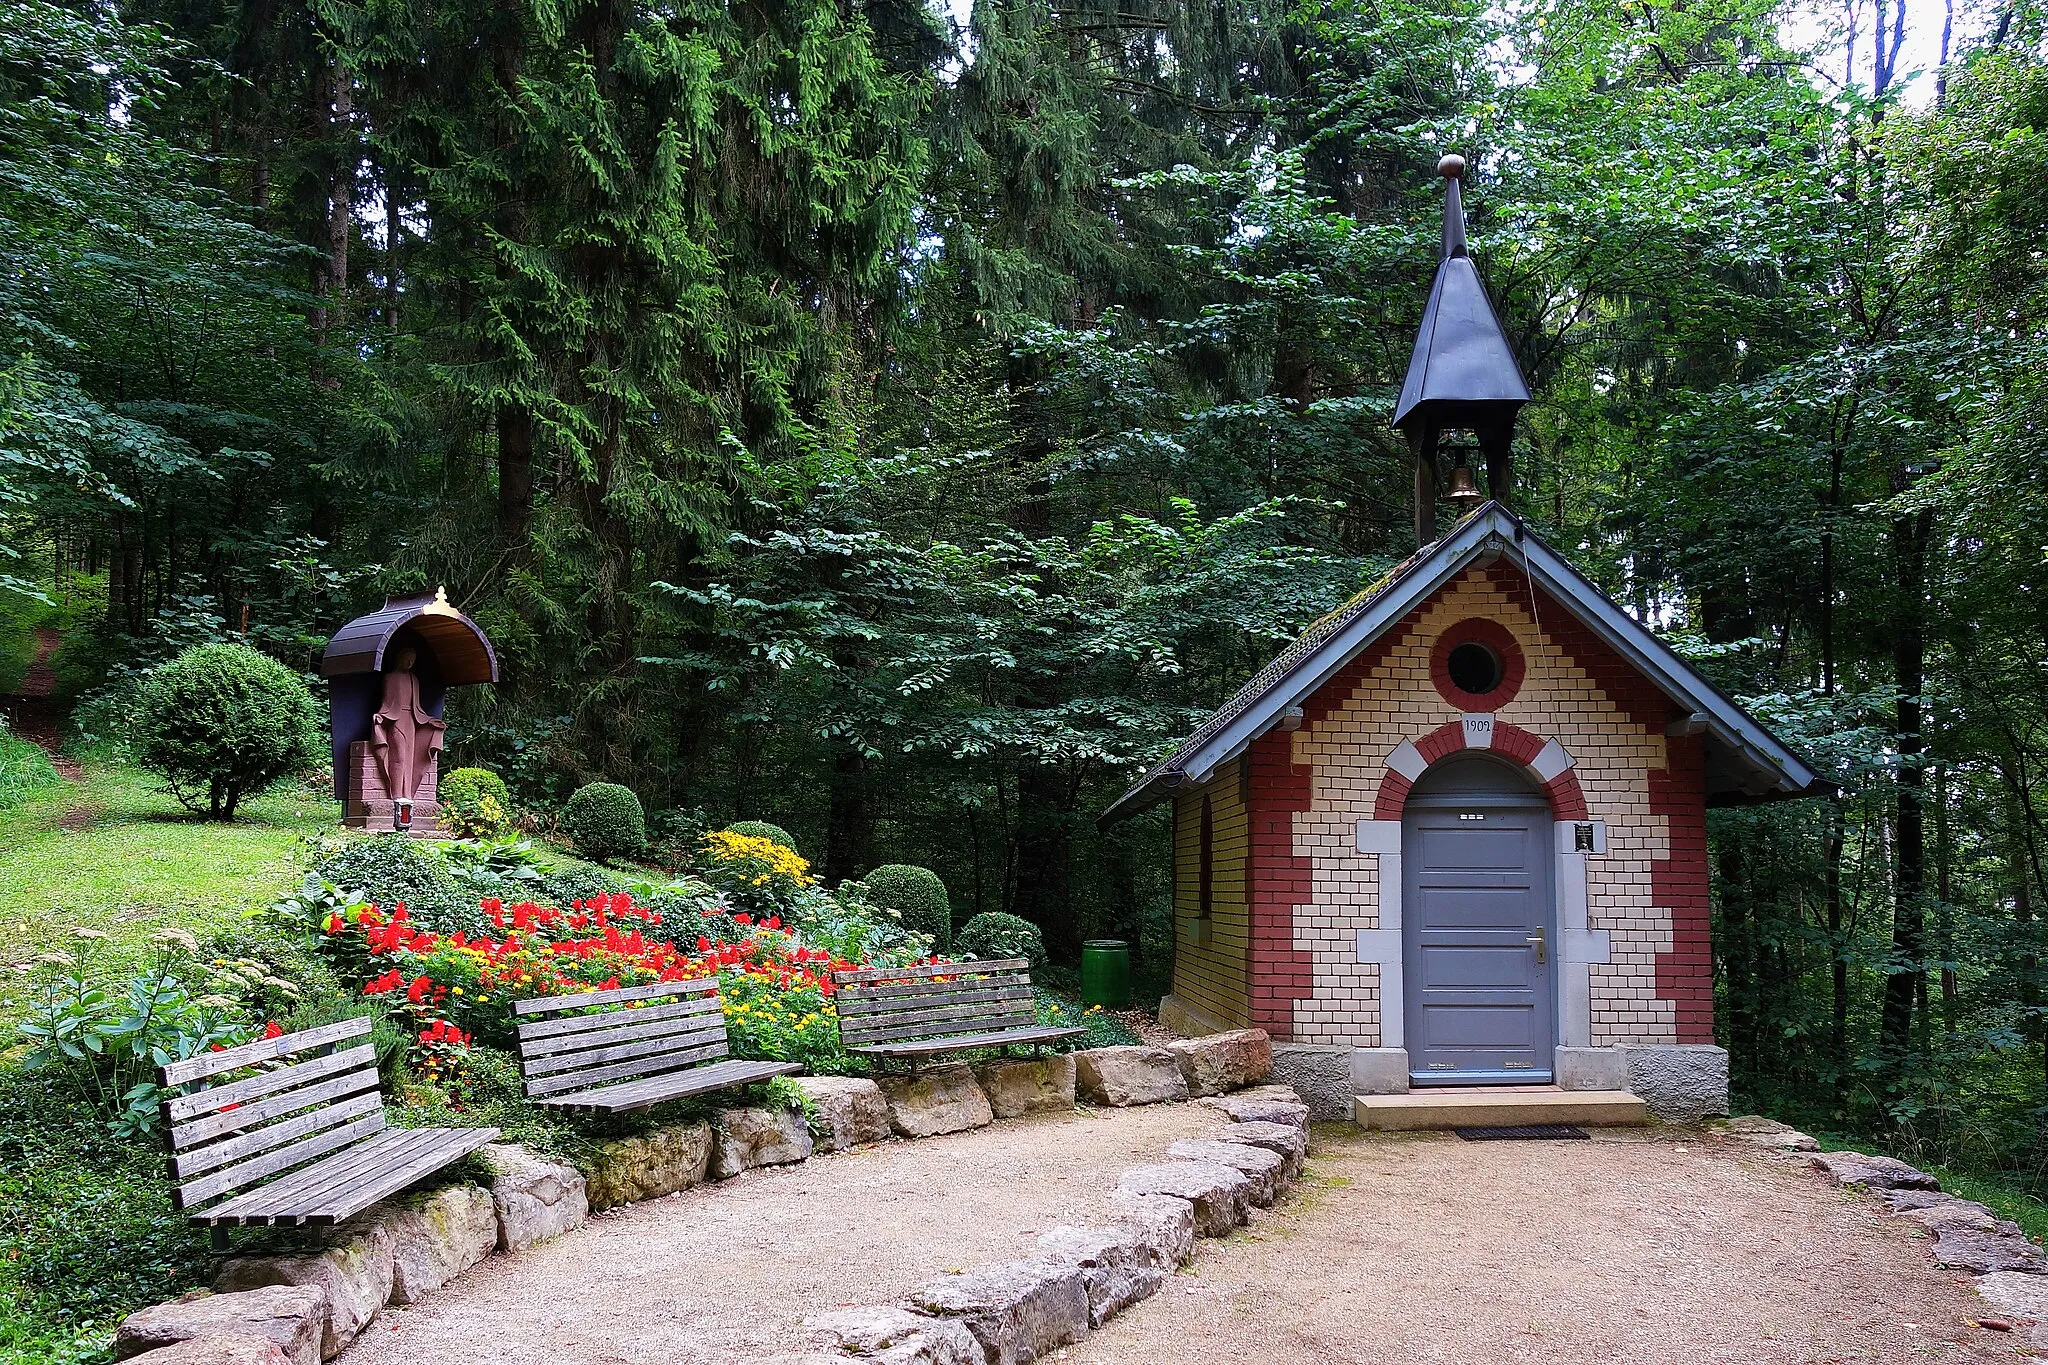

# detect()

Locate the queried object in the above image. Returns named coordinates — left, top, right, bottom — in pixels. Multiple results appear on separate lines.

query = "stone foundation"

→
left=1618, top=1043, right=1729, bottom=1122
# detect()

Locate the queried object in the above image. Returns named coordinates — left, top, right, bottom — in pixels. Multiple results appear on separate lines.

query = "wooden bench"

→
left=512, top=977, right=801, bottom=1113
left=159, top=1017, right=498, bottom=1239
left=831, top=958, right=1082, bottom=1065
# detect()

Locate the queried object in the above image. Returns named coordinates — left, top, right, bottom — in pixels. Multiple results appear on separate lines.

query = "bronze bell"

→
left=1445, top=462, right=1485, bottom=510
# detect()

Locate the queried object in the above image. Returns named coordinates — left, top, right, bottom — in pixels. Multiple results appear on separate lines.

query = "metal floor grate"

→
left=1453, top=1124, right=1590, bottom=1141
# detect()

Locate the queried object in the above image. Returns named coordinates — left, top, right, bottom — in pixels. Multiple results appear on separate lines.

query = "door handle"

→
left=1526, top=931, right=1547, bottom=965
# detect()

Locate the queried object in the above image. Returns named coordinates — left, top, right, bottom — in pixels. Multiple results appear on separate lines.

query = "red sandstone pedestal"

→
left=344, top=739, right=443, bottom=835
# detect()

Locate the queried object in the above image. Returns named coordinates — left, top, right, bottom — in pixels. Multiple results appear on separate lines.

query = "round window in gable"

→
left=1446, top=640, right=1503, bottom=697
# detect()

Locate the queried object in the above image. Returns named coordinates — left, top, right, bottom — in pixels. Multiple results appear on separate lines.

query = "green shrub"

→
left=439, top=767, right=513, bottom=838
left=309, top=835, right=477, bottom=930
left=562, top=782, right=646, bottom=862
left=540, top=860, right=630, bottom=906
left=724, top=819, right=795, bottom=851
left=0, top=717, right=61, bottom=812
left=955, top=911, right=1047, bottom=968
left=134, top=643, right=318, bottom=820
left=860, top=865, right=951, bottom=949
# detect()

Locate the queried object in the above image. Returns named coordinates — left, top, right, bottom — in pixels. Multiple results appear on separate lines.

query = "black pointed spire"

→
left=1395, top=154, right=1530, bottom=545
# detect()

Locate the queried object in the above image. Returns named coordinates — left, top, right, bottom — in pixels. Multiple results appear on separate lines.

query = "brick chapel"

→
left=1098, top=157, right=1814, bottom=1112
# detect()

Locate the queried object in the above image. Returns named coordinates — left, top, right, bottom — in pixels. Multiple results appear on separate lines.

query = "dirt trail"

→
left=3, top=626, right=81, bottom=779
left=341, top=1104, right=1227, bottom=1365
left=339, top=1109, right=2018, bottom=1365
left=1075, top=1125, right=2017, bottom=1365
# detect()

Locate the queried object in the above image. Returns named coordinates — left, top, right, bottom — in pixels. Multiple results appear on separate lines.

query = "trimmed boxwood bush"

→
left=135, top=643, right=318, bottom=819
left=539, top=861, right=630, bottom=905
left=440, top=766, right=512, bottom=837
left=563, top=782, right=646, bottom=862
left=955, top=911, right=1047, bottom=969
left=310, top=836, right=481, bottom=932
left=724, top=819, right=796, bottom=851
left=860, top=864, right=951, bottom=949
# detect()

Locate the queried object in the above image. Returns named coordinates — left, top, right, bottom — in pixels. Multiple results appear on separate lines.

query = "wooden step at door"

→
left=1354, top=1087, right=1648, bottom=1131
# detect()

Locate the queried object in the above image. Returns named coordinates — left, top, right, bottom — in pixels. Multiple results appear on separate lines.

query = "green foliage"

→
left=955, top=912, right=1047, bottom=970
left=439, top=768, right=513, bottom=839
left=0, top=1066, right=214, bottom=1358
left=14, top=934, right=255, bottom=1138
left=859, top=865, right=951, bottom=948
left=0, top=719, right=58, bottom=812
left=309, top=835, right=473, bottom=928
left=538, top=860, right=631, bottom=906
left=133, top=644, right=318, bottom=821
left=561, top=783, right=646, bottom=863
left=724, top=820, right=797, bottom=851
left=1034, top=988, right=1139, bottom=1049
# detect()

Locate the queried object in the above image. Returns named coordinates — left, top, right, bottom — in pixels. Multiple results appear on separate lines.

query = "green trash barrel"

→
left=1080, top=939, right=1131, bottom=1009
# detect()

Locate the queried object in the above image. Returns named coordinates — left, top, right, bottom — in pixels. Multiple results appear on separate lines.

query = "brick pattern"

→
left=1239, top=566, right=1698, bottom=1047
left=1171, top=757, right=1251, bottom=1026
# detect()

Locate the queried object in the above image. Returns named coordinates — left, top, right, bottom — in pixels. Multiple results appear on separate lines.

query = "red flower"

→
left=262, top=1021, right=284, bottom=1040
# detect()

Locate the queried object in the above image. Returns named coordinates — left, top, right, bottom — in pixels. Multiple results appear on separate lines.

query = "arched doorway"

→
left=1403, top=752, right=1556, bottom=1083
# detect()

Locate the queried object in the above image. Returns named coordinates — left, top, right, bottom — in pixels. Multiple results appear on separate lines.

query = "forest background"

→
left=3, top=0, right=2047, bottom=1177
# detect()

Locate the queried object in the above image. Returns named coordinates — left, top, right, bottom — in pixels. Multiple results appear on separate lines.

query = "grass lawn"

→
left=0, top=763, right=337, bottom=1023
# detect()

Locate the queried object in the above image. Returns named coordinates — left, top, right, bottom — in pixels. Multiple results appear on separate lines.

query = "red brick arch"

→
left=1371, top=718, right=1589, bottom=821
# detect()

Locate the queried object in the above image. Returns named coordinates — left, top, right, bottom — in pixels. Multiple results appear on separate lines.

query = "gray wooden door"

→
left=1403, top=758, right=1554, bottom=1083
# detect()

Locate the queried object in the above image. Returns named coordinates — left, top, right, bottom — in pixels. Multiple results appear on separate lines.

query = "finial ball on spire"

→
left=1438, top=153, right=1466, bottom=180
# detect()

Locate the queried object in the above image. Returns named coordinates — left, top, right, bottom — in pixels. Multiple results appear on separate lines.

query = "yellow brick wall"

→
left=1171, top=756, right=1251, bottom=1027
left=1283, top=567, right=1680, bottom=1046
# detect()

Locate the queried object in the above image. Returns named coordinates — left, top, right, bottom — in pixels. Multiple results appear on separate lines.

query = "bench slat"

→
left=204, top=1126, right=438, bottom=1222
left=838, top=998, right=1036, bottom=1037
left=167, top=1042, right=381, bottom=1127
left=851, top=1025, right=1083, bottom=1059
left=299, top=1127, right=500, bottom=1226
left=514, top=993, right=723, bottom=1043
left=175, top=1112, right=391, bottom=1210
left=207, top=1125, right=462, bottom=1224
left=831, top=986, right=1032, bottom=1019
left=520, top=1023, right=729, bottom=1079
left=162, top=1017, right=371, bottom=1086
left=517, top=1010, right=726, bottom=1061
left=512, top=977, right=715, bottom=1017
left=843, top=1010, right=1040, bottom=1047
left=831, top=982, right=1032, bottom=1023
left=523, top=1038, right=733, bottom=1096
left=172, top=1089, right=385, bottom=1180
left=170, top=1062, right=382, bottom=1149
left=835, top=974, right=1030, bottom=1004
left=534, top=1059, right=803, bottom=1113
left=832, top=958, right=1027, bottom=986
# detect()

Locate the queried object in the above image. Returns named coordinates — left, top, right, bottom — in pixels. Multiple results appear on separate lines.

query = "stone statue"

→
left=369, top=645, right=446, bottom=803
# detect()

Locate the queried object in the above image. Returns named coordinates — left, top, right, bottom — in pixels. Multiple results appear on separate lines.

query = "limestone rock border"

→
left=117, top=1030, right=1286, bottom=1364
left=806, top=1076, right=1311, bottom=1365
left=1724, top=1115, right=2048, bottom=1349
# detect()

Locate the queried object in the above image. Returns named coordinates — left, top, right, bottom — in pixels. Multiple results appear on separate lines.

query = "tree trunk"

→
left=824, top=746, right=874, bottom=883
left=1879, top=502, right=1932, bottom=1081
left=497, top=402, right=533, bottom=539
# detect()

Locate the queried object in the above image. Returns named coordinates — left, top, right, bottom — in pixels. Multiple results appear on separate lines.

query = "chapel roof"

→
left=1096, top=502, right=1817, bottom=828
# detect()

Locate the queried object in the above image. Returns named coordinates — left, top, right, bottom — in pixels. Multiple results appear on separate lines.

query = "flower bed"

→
left=316, top=891, right=881, bottom=1071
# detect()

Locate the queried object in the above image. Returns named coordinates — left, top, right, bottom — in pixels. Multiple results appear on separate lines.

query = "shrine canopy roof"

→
left=320, top=588, right=498, bottom=684
left=1095, top=502, right=1817, bottom=829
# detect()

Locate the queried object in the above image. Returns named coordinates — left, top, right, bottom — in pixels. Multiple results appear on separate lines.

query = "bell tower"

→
left=1393, top=154, right=1531, bottom=546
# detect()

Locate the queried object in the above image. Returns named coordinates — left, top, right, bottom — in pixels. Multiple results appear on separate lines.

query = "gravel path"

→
left=1073, top=1125, right=2021, bottom=1365
left=344, top=1111, right=2022, bottom=1364
left=342, top=1104, right=1227, bottom=1365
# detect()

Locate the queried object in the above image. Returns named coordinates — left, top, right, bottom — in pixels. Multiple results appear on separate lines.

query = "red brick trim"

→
left=1652, top=734, right=1715, bottom=1042
left=1374, top=722, right=1582, bottom=822
left=1429, top=617, right=1525, bottom=711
